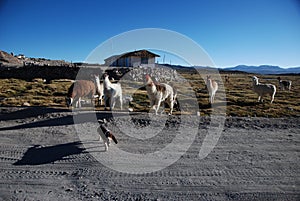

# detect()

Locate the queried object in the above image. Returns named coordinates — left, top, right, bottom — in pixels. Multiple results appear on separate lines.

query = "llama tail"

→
left=109, top=133, right=118, bottom=144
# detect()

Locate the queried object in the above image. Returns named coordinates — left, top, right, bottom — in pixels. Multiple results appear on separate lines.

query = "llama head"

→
left=93, top=74, right=100, bottom=83
left=103, top=73, right=110, bottom=81
left=252, top=76, right=259, bottom=84
left=104, top=73, right=109, bottom=78
left=145, top=74, right=153, bottom=85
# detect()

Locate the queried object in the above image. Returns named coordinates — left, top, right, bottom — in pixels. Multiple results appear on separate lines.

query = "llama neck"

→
left=95, top=78, right=101, bottom=90
left=207, top=79, right=213, bottom=89
left=253, top=79, right=259, bottom=86
left=147, top=79, right=157, bottom=93
left=104, top=77, right=112, bottom=88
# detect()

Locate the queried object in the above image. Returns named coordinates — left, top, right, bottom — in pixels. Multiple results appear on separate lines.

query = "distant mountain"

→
left=225, top=65, right=300, bottom=75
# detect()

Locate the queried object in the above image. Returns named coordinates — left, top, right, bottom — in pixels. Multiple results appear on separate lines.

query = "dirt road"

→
left=0, top=107, right=299, bottom=200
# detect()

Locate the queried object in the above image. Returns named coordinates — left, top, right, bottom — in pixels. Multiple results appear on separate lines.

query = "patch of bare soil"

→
left=0, top=107, right=299, bottom=200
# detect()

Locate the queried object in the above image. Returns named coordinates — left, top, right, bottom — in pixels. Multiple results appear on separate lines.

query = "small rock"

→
left=14, top=189, right=23, bottom=194
left=22, top=102, right=30, bottom=106
left=65, top=188, right=73, bottom=192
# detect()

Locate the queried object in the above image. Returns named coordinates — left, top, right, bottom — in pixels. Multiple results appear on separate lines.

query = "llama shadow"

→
left=200, top=101, right=227, bottom=109
left=13, top=141, right=86, bottom=165
left=227, top=101, right=260, bottom=107
left=0, top=106, right=69, bottom=121
left=0, top=114, right=74, bottom=131
left=0, top=108, right=134, bottom=131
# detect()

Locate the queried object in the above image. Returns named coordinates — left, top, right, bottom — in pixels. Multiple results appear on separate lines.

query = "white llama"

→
left=252, top=76, right=276, bottom=103
left=206, top=75, right=218, bottom=104
left=103, top=74, right=123, bottom=110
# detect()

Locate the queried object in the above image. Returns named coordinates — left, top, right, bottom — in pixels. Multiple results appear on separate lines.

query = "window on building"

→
left=141, top=57, right=148, bottom=64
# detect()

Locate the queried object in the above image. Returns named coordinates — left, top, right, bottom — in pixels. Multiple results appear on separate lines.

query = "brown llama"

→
left=66, top=80, right=96, bottom=108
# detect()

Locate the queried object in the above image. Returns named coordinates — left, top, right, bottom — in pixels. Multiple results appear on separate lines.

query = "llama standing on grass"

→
left=66, top=80, right=96, bottom=108
left=224, top=75, right=230, bottom=83
left=206, top=75, right=218, bottom=104
left=277, top=77, right=292, bottom=91
left=103, top=74, right=123, bottom=110
left=145, top=74, right=177, bottom=115
left=93, top=74, right=104, bottom=106
left=252, top=76, right=276, bottom=103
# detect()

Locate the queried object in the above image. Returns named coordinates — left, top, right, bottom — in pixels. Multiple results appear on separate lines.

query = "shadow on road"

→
left=13, top=141, right=86, bottom=165
left=0, top=106, right=70, bottom=121
left=0, top=114, right=74, bottom=131
left=0, top=107, right=125, bottom=131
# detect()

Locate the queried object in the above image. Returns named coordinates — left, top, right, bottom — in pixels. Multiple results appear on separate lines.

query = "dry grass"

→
left=0, top=78, right=71, bottom=107
left=0, top=72, right=299, bottom=117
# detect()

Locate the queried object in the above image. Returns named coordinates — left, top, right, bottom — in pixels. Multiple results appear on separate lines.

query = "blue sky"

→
left=0, top=0, right=299, bottom=67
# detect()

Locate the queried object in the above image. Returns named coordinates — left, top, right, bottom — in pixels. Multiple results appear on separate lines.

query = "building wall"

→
left=107, top=56, right=156, bottom=67
left=148, top=57, right=155, bottom=64
left=129, top=56, right=140, bottom=67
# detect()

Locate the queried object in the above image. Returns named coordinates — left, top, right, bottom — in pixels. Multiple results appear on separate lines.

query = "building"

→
left=104, top=49, right=160, bottom=67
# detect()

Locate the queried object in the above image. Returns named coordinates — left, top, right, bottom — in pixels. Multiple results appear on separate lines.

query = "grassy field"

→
left=0, top=72, right=299, bottom=117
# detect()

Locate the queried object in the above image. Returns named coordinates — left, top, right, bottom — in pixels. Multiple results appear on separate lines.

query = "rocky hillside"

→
left=0, top=51, right=23, bottom=66
left=0, top=50, right=71, bottom=67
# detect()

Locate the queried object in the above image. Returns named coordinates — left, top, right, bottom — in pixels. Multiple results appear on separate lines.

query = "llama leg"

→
left=155, top=93, right=163, bottom=115
left=100, top=95, right=103, bottom=106
left=104, top=96, right=108, bottom=110
left=110, top=97, right=115, bottom=110
left=119, top=96, right=123, bottom=110
left=271, top=93, right=275, bottom=103
left=149, top=98, right=154, bottom=108
left=160, top=102, right=166, bottom=115
left=156, top=99, right=162, bottom=115
left=74, top=97, right=80, bottom=108
left=78, top=97, right=82, bottom=108
left=211, top=93, right=215, bottom=103
left=257, top=96, right=261, bottom=102
left=169, top=99, right=174, bottom=115
left=69, top=98, right=73, bottom=107
left=91, top=97, right=94, bottom=107
left=104, top=140, right=108, bottom=151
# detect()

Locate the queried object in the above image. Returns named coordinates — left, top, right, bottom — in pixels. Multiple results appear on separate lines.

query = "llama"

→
left=103, top=74, right=123, bottom=110
left=252, top=76, right=276, bottom=103
left=277, top=77, right=292, bottom=91
left=145, top=74, right=177, bottom=115
left=66, top=80, right=96, bottom=108
left=225, top=75, right=230, bottom=83
left=93, top=74, right=104, bottom=106
left=206, top=75, right=218, bottom=104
